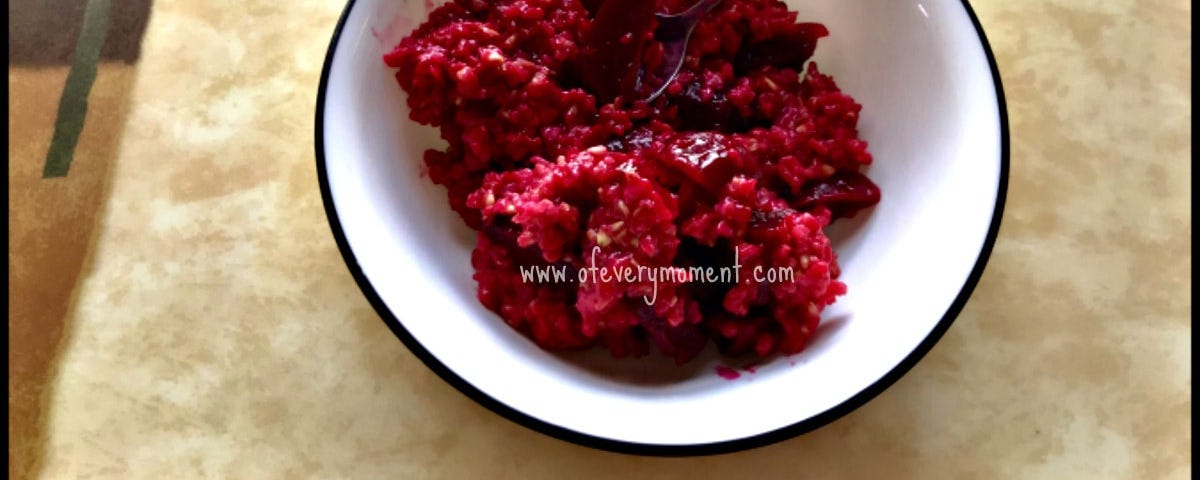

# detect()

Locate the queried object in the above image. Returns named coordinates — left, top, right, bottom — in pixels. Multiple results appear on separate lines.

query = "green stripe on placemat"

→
left=43, top=0, right=113, bottom=179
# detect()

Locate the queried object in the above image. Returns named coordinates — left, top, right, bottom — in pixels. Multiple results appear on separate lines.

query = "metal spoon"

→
left=644, top=0, right=724, bottom=102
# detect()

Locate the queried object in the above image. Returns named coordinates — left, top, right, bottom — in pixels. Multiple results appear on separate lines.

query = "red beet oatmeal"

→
left=384, top=0, right=880, bottom=365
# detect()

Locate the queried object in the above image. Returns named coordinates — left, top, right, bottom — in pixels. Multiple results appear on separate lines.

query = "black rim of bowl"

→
left=314, top=0, right=1010, bottom=457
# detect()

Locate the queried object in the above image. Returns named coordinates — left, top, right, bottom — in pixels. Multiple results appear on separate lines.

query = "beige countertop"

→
left=8, top=0, right=1191, bottom=478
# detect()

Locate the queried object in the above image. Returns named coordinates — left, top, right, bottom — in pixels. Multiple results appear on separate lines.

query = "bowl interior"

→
left=320, top=0, right=1003, bottom=447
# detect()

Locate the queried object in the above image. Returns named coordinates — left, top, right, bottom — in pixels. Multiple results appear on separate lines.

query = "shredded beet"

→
left=385, top=0, right=879, bottom=365
left=798, top=171, right=882, bottom=220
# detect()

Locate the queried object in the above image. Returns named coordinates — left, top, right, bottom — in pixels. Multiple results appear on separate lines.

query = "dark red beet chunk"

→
left=715, top=366, right=741, bottom=380
left=675, top=81, right=737, bottom=131
left=797, top=171, right=881, bottom=219
left=579, top=0, right=606, bottom=16
left=577, top=0, right=657, bottom=103
left=734, top=22, right=829, bottom=75
left=637, top=305, right=707, bottom=365
left=663, top=132, right=741, bottom=193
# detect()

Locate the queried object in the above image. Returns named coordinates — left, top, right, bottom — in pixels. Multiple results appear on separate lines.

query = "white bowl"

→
left=316, top=0, right=1008, bottom=455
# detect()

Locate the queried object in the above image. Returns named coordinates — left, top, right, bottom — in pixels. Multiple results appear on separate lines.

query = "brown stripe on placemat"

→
left=9, top=63, right=140, bottom=480
left=8, top=1, right=151, bottom=478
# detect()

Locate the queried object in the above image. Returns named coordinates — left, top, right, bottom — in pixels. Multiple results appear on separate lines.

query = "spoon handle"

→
left=644, top=0, right=724, bottom=102
left=680, top=0, right=723, bottom=21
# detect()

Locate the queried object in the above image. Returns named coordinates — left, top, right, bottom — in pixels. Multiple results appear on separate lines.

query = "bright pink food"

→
left=384, top=0, right=879, bottom=365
